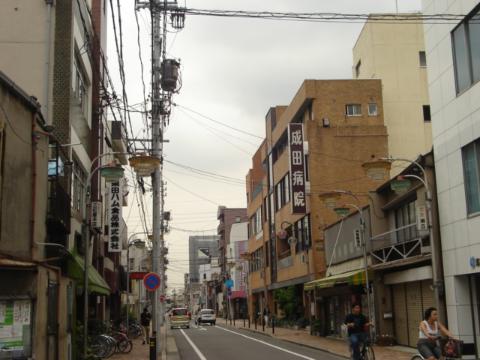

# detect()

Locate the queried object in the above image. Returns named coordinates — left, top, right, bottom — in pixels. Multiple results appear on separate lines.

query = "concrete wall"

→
left=353, top=18, right=432, bottom=169
left=422, top=0, right=480, bottom=354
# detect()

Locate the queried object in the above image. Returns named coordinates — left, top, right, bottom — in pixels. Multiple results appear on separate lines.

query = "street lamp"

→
left=82, top=160, right=124, bottom=359
left=362, top=156, right=445, bottom=322
left=318, top=190, right=373, bottom=338
left=129, top=154, right=161, bottom=177
left=126, top=234, right=147, bottom=331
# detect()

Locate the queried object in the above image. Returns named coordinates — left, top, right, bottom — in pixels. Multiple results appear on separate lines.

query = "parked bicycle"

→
left=89, top=321, right=133, bottom=358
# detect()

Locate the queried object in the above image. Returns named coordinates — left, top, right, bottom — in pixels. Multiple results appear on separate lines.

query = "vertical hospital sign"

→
left=108, top=181, right=123, bottom=252
left=288, top=123, right=306, bottom=214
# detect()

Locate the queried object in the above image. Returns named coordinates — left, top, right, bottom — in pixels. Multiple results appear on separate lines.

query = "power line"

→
left=182, top=9, right=468, bottom=24
left=174, top=103, right=263, bottom=139
left=165, top=176, right=221, bottom=206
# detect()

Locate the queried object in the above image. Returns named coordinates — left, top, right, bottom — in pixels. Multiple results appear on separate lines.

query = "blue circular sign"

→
left=143, top=272, right=161, bottom=292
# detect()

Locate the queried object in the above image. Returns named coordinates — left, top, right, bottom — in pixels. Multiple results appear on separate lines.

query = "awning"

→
left=304, top=269, right=370, bottom=291
left=67, top=252, right=111, bottom=296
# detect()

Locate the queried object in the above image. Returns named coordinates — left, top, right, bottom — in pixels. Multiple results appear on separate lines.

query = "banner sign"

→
left=288, top=123, right=307, bottom=214
left=108, top=181, right=123, bottom=252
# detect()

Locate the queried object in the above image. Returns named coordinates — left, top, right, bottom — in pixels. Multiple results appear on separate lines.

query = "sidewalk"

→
left=222, top=319, right=416, bottom=360
left=109, top=326, right=179, bottom=360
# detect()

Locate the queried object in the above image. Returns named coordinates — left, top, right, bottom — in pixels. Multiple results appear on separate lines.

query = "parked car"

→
left=170, top=308, right=190, bottom=329
left=195, top=309, right=216, bottom=326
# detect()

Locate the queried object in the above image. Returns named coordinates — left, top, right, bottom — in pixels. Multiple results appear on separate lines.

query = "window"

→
left=368, top=103, right=378, bottom=116
left=129, top=257, right=135, bottom=271
left=249, top=247, right=264, bottom=272
left=452, top=8, right=480, bottom=93
left=346, top=104, right=362, bottom=117
left=74, top=57, right=88, bottom=115
left=355, top=60, right=361, bottom=78
left=462, top=140, right=480, bottom=214
left=284, top=174, right=290, bottom=204
left=72, top=158, right=86, bottom=213
left=235, top=216, right=241, bottom=223
left=394, top=199, right=417, bottom=243
left=275, top=175, right=291, bottom=211
left=294, top=215, right=311, bottom=253
left=250, top=207, right=263, bottom=237
left=423, top=105, right=431, bottom=122
left=419, top=51, right=427, bottom=67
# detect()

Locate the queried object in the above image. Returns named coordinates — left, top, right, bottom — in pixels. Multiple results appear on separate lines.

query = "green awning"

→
left=67, top=252, right=111, bottom=296
left=304, top=269, right=371, bottom=291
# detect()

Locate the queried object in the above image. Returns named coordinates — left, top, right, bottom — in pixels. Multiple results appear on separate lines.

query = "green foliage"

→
left=312, top=319, right=322, bottom=333
left=274, top=286, right=301, bottom=321
left=75, top=321, right=98, bottom=360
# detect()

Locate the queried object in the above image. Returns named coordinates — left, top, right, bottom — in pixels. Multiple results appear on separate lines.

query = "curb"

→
left=220, top=324, right=349, bottom=359
left=165, top=330, right=180, bottom=360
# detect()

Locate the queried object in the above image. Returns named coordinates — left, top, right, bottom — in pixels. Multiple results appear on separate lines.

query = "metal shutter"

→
left=406, top=282, right=423, bottom=347
left=393, top=284, right=409, bottom=346
left=421, top=280, right=435, bottom=313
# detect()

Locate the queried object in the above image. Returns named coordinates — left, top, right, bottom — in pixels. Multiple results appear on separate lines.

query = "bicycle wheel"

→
left=90, top=336, right=109, bottom=358
left=365, top=346, right=375, bottom=360
left=103, top=336, right=117, bottom=358
left=118, top=339, right=133, bottom=353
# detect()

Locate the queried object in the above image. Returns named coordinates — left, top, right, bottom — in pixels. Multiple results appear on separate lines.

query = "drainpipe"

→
left=44, top=0, right=54, bottom=123
left=31, top=113, right=38, bottom=257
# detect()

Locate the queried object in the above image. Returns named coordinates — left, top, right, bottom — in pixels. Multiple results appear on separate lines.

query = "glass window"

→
left=346, top=104, right=362, bottom=116
left=395, top=199, right=417, bottom=243
left=72, top=158, right=86, bottom=213
left=462, top=141, right=480, bottom=214
left=453, top=23, right=473, bottom=93
left=423, top=105, right=431, bottom=122
left=368, top=103, right=378, bottom=116
left=419, top=51, right=427, bottom=67
left=284, top=174, right=290, bottom=204
left=468, top=10, right=480, bottom=82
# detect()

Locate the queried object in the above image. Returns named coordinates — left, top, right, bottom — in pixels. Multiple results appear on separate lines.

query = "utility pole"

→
left=150, top=0, right=163, bottom=356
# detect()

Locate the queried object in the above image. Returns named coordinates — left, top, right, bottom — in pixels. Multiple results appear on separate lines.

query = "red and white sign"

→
left=130, top=271, right=148, bottom=280
left=159, top=295, right=165, bottom=303
left=288, top=123, right=306, bottom=214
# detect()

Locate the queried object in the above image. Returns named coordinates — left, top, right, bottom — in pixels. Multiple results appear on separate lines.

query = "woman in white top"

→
left=417, top=307, right=454, bottom=360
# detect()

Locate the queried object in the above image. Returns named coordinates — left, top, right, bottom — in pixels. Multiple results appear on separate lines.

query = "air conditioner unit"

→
left=353, top=229, right=362, bottom=248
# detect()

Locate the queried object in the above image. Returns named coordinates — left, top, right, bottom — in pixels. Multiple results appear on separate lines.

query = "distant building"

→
left=188, top=235, right=219, bottom=284
left=353, top=15, right=432, bottom=171
left=227, top=222, right=248, bottom=319
left=217, top=206, right=248, bottom=274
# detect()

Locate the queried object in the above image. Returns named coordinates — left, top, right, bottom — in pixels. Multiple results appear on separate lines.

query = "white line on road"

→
left=180, top=329, right=208, bottom=360
left=217, top=326, right=316, bottom=360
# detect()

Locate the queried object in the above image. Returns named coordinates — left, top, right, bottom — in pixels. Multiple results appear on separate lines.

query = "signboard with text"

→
left=288, top=123, right=307, bottom=214
left=0, top=300, right=31, bottom=353
left=108, top=182, right=123, bottom=252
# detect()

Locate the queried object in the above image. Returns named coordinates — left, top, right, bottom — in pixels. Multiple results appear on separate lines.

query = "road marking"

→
left=180, top=329, right=208, bottom=360
left=217, top=326, right=316, bottom=360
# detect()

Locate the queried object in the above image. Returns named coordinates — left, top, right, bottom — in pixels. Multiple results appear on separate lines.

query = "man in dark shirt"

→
left=141, top=307, right=152, bottom=345
left=344, top=303, right=372, bottom=360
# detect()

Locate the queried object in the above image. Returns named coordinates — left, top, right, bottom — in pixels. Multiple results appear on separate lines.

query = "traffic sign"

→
left=143, top=272, right=161, bottom=292
left=225, top=279, right=234, bottom=289
left=159, top=295, right=165, bottom=303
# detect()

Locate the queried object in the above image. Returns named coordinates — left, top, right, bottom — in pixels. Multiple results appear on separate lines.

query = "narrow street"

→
left=172, top=323, right=344, bottom=360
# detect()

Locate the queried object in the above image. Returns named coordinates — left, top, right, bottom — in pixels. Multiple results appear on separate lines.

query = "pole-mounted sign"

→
left=107, top=181, right=123, bottom=252
left=288, top=123, right=307, bottom=214
left=143, top=272, right=161, bottom=292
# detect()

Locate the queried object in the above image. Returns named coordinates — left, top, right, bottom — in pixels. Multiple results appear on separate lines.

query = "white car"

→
left=195, top=309, right=216, bottom=326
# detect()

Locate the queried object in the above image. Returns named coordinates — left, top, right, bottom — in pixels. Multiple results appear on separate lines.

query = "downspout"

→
left=44, top=0, right=54, bottom=124
left=31, top=113, right=38, bottom=257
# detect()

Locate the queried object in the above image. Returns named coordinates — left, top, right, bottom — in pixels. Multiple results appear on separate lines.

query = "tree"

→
left=274, top=286, right=301, bottom=321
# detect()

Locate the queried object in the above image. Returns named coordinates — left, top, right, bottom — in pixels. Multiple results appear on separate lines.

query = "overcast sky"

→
left=107, top=0, right=422, bottom=293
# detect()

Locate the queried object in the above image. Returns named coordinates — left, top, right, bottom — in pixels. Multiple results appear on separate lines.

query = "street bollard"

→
left=230, top=316, right=232, bottom=326
left=149, top=333, right=156, bottom=360
left=244, top=318, right=246, bottom=327
left=262, top=319, right=265, bottom=332
left=248, top=317, right=250, bottom=328
left=255, top=316, right=257, bottom=330
left=234, top=317, right=236, bottom=327
left=272, top=317, right=275, bottom=335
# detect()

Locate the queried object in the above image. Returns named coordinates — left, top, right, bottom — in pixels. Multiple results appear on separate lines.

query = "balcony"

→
left=277, top=249, right=292, bottom=269
left=47, top=181, right=71, bottom=235
left=110, top=121, right=128, bottom=165
left=370, top=224, right=430, bottom=265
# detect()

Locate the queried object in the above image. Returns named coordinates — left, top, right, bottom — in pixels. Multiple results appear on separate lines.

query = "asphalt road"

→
left=171, top=322, right=345, bottom=360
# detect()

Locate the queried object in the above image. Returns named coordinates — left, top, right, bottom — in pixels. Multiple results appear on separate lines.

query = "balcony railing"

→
left=47, top=180, right=71, bottom=234
left=370, top=223, right=430, bottom=264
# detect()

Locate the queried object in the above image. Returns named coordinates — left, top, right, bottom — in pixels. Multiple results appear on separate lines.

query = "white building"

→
left=422, top=0, right=480, bottom=357
left=226, top=222, right=248, bottom=318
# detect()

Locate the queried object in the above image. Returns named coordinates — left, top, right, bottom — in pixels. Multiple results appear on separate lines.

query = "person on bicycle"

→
left=418, top=307, right=454, bottom=360
left=141, top=307, right=152, bottom=345
left=345, top=303, right=373, bottom=360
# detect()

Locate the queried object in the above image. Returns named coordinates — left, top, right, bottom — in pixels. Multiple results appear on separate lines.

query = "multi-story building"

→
left=0, top=71, right=70, bottom=359
left=188, top=235, right=220, bottom=284
left=217, top=206, right=248, bottom=274
left=353, top=16, right=432, bottom=171
left=226, top=222, right=248, bottom=319
left=309, top=151, right=442, bottom=347
left=422, top=1, right=480, bottom=357
left=246, top=79, right=388, bottom=322
left=0, top=1, right=129, bottom=355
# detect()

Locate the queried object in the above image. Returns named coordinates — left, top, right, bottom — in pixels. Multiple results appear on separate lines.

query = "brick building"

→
left=245, top=79, right=388, bottom=322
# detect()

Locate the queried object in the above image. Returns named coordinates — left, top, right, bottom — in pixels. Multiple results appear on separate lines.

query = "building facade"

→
left=422, top=0, right=480, bottom=357
left=188, top=235, right=220, bottom=284
left=0, top=72, right=70, bottom=360
left=246, top=79, right=388, bottom=323
left=353, top=15, right=432, bottom=169
left=217, top=206, right=248, bottom=274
